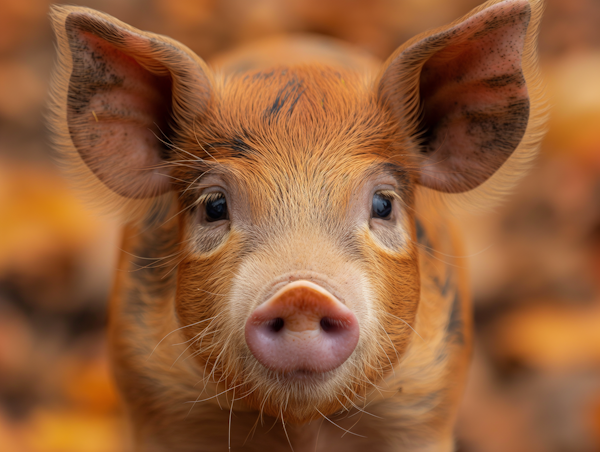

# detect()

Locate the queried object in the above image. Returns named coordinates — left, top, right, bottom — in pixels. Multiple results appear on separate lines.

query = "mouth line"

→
left=272, top=368, right=331, bottom=383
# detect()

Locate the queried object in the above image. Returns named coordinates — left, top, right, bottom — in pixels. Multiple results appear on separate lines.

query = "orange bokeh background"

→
left=1, top=0, right=600, bottom=451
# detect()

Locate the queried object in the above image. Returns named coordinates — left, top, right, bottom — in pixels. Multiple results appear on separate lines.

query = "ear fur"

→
left=378, top=0, right=547, bottom=208
left=48, top=5, right=214, bottom=220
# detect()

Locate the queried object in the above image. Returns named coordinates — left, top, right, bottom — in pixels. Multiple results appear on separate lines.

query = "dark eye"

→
left=205, top=195, right=228, bottom=222
left=372, top=192, right=392, bottom=219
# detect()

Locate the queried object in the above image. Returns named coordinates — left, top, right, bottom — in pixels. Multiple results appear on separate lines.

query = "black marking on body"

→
left=431, top=263, right=463, bottom=345
left=437, top=273, right=452, bottom=298
left=415, top=218, right=463, bottom=345
left=446, top=291, right=464, bottom=345
left=415, top=218, right=432, bottom=250
left=124, top=214, right=179, bottom=318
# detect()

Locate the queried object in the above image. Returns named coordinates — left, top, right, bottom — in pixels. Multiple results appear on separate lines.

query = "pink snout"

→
left=245, top=280, right=359, bottom=374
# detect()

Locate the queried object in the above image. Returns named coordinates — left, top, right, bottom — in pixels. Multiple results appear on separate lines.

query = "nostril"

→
left=267, top=317, right=285, bottom=333
left=319, top=317, right=344, bottom=333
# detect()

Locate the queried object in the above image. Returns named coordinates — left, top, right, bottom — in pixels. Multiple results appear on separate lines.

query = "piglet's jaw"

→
left=245, top=281, right=359, bottom=375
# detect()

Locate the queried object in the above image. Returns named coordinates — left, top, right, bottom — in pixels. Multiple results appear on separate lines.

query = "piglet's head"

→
left=50, top=0, right=540, bottom=423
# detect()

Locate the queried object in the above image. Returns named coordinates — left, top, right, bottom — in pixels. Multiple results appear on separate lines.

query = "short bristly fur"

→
left=48, top=1, right=545, bottom=451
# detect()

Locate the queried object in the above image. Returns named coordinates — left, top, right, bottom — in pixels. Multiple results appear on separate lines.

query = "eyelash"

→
left=375, top=189, right=399, bottom=201
left=197, top=191, right=225, bottom=206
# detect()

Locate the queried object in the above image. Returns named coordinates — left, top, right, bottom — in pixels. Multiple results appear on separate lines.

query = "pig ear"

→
left=378, top=0, right=536, bottom=193
left=49, top=6, right=212, bottom=200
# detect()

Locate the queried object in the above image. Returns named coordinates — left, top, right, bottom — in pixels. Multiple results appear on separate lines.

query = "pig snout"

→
left=245, top=280, right=359, bottom=374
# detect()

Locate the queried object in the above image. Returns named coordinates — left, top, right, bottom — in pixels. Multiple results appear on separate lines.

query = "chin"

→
left=227, top=350, right=378, bottom=424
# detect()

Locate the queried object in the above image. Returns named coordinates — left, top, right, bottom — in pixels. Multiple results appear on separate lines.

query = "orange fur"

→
left=48, top=1, right=545, bottom=450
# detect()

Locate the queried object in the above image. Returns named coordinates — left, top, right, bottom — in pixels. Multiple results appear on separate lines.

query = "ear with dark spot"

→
left=378, top=0, right=533, bottom=193
left=49, top=6, right=212, bottom=199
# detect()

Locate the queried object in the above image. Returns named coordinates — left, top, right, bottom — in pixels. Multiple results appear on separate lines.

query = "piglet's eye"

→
left=205, top=195, right=228, bottom=222
left=372, top=192, right=392, bottom=220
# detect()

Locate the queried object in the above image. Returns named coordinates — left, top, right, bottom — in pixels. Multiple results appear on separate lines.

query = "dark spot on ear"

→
left=66, top=24, right=125, bottom=115
left=465, top=98, right=530, bottom=154
left=471, top=5, right=530, bottom=39
left=65, top=14, right=131, bottom=115
left=65, top=12, right=177, bottom=181
left=483, top=73, right=525, bottom=88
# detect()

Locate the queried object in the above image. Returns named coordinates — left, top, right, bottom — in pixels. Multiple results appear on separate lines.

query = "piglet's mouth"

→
left=277, top=369, right=330, bottom=383
left=244, top=280, right=360, bottom=375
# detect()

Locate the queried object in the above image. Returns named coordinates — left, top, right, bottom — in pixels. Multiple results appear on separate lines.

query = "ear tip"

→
left=49, top=4, right=69, bottom=26
left=503, top=0, right=530, bottom=5
left=474, top=0, right=532, bottom=20
left=508, top=0, right=533, bottom=13
left=49, top=5, right=101, bottom=30
left=49, top=5, right=89, bottom=19
left=495, top=0, right=533, bottom=16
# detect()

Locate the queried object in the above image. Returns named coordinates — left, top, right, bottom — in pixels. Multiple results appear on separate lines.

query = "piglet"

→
left=49, top=0, right=545, bottom=450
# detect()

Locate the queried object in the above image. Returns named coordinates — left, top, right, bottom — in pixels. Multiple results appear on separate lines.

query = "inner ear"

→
left=379, top=0, right=533, bottom=194
left=78, top=31, right=176, bottom=146
left=66, top=22, right=176, bottom=198
left=416, top=20, right=530, bottom=180
left=51, top=6, right=213, bottom=212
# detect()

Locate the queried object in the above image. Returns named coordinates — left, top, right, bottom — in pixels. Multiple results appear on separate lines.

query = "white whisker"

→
left=315, top=408, right=366, bottom=438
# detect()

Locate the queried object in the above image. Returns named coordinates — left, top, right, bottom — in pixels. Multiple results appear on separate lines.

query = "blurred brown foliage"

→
left=1, top=0, right=600, bottom=451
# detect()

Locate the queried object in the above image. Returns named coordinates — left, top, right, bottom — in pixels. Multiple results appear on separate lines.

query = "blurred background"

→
left=0, top=0, right=599, bottom=450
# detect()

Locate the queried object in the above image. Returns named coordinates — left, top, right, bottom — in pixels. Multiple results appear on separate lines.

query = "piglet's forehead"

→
left=195, top=66, right=389, bottom=147
left=221, top=66, right=371, bottom=114
left=174, top=68, right=406, bottom=189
